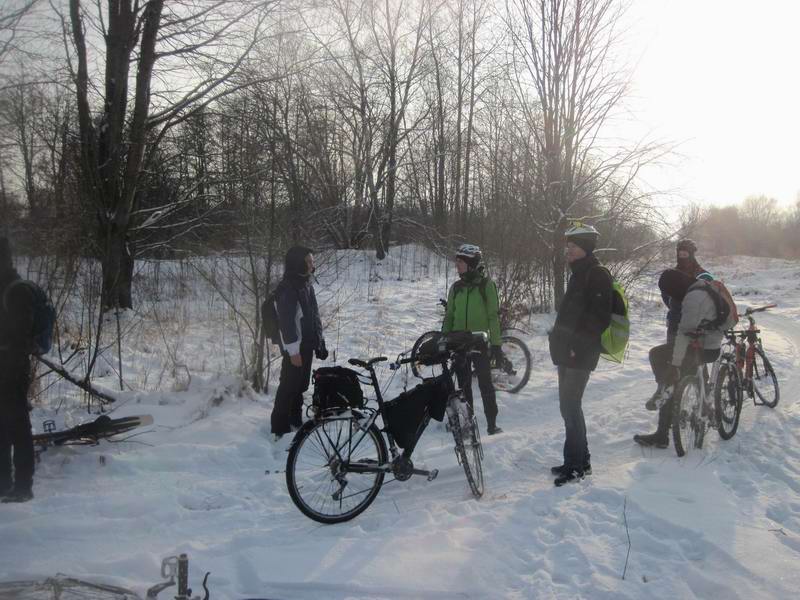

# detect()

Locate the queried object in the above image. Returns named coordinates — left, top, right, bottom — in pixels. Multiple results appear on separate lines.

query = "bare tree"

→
left=506, top=0, right=664, bottom=303
left=61, top=0, right=276, bottom=309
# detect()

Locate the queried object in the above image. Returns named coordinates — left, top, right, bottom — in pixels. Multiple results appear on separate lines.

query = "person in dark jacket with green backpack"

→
left=442, top=244, right=504, bottom=435
left=548, top=224, right=613, bottom=486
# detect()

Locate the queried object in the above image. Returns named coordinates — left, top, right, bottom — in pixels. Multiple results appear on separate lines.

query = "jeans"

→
left=557, top=366, right=591, bottom=471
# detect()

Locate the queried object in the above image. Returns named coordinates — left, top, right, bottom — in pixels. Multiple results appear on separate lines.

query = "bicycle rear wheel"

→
left=715, top=362, right=743, bottom=440
left=491, top=335, right=532, bottom=394
left=410, top=330, right=443, bottom=379
left=286, top=416, right=387, bottom=524
left=752, top=348, right=779, bottom=408
left=672, top=376, right=705, bottom=457
left=447, top=394, right=484, bottom=498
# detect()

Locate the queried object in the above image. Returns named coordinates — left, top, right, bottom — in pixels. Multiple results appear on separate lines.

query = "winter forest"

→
left=1, top=1, right=800, bottom=599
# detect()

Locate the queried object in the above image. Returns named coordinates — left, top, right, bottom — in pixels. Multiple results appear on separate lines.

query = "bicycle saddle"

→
left=348, top=356, right=388, bottom=369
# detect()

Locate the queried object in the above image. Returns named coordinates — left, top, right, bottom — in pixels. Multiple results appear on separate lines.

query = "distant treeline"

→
left=696, top=196, right=800, bottom=259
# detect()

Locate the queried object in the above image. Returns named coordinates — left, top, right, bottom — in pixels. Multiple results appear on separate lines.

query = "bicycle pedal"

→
left=427, top=469, right=439, bottom=482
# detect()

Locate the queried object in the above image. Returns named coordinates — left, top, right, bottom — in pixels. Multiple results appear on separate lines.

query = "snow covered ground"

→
left=1, top=249, right=799, bottom=599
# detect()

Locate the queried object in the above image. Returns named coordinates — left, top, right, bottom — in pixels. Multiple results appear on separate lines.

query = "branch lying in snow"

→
left=35, top=355, right=117, bottom=405
left=622, top=495, right=631, bottom=580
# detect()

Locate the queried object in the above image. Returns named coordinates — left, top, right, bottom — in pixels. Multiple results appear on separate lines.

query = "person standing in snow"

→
left=270, top=246, right=327, bottom=439
left=441, top=244, right=504, bottom=435
left=635, top=269, right=725, bottom=449
left=548, top=224, right=613, bottom=486
left=0, top=237, right=36, bottom=503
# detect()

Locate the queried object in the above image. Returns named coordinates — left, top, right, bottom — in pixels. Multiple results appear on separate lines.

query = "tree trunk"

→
left=101, top=227, right=134, bottom=309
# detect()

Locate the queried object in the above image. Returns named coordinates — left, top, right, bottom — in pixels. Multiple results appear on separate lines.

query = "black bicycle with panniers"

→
left=285, top=332, right=487, bottom=524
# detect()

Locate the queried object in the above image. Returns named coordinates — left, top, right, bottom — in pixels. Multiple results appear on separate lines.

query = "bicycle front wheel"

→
left=491, top=335, right=532, bottom=394
left=447, top=394, right=484, bottom=498
left=715, top=362, right=743, bottom=440
left=286, top=416, right=387, bottom=524
left=672, top=376, right=705, bottom=457
left=752, top=348, right=779, bottom=408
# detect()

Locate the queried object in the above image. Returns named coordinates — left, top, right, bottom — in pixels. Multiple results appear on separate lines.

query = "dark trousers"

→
left=648, top=344, right=720, bottom=436
left=455, top=351, right=498, bottom=429
left=270, top=344, right=314, bottom=435
left=0, top=370, right=34, bottom=493
left=557, top=366, right=591, bottom=470
left=649, top=344, right=720, bottom=385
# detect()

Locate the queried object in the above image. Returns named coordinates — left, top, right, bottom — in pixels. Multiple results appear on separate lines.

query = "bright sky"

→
left=621, top=0, right=800, bottom=209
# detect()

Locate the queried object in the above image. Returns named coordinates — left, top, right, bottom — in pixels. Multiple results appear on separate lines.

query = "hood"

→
left=283, top=246, right=313, bottom=280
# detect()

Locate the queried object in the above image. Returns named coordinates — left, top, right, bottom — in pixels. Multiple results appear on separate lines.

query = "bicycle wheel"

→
left=715, top=362, right=743, bottom=440
left=491, top=335, right=532, bottom=394
left=32, top=415, right=153, bottom=446
left=286, top=416, right=387, bottom=524
left=411, top=330, right=443, bottom=379
left=752, top=348, right=779, bottom=408
left=447, top=394, right=484, bottom=498
left=672, top=376, right=705, bottom=457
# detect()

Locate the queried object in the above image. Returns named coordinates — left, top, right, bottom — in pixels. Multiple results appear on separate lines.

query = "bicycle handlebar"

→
left=744, top=303, right=777, bottom=316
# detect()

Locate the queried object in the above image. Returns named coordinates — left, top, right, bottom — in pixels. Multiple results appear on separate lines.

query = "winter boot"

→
left=1, top=486, right=33, bottom=503
left=633, top=432, right=668, bottom=448
left=551, top=462, right=592, bottom=476
left=554, top=468, right=585, bottom=487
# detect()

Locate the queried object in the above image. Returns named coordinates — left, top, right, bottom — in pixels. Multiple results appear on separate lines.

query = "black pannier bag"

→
left=312, top=366, right=365, bottom=414
left=383, top=375, right=451, bottom=449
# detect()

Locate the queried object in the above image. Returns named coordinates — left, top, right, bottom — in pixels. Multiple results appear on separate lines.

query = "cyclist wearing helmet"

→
left=442, top=243, right=504, bottom=435
left=548, top=224, right=613, bottom=486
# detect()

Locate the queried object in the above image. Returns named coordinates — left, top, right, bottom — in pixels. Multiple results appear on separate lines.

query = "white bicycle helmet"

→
left=455, top=243, right=482, bottom=268
left=564, top=223, right=600, bottom=239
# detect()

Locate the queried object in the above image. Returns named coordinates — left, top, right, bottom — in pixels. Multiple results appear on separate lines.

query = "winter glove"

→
left=315, top=340, right=329, bottom=361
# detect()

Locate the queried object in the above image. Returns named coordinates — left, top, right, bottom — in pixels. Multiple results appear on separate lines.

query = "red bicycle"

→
left=715, top=304, right=780, bottom=439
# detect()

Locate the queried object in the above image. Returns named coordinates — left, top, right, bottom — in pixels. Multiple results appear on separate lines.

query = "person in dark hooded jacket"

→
left=270, top=246, right=327, bottom=438
left=548, top=224, right=613, bottom=486
left=0, top=237, right=36, bottom=502
left=662, top=239, right=707, bottom=343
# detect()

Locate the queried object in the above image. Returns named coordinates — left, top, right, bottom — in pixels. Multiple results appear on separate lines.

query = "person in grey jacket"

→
left=270, top=246, right=327, bottom=439
left=635, top=269, right=723, bottom=448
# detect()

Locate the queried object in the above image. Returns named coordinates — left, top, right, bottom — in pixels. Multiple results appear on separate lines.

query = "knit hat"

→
left=658, top=268, right=694, bottom=302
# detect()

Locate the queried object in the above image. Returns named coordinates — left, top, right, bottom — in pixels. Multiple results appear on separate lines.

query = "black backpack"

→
left=3, top=279, right=56, bottom=355
left=260, top=289, right=279, bottom=344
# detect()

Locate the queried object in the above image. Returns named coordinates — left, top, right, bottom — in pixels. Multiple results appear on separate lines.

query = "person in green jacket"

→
left=442, top=244, right=503, bottom=435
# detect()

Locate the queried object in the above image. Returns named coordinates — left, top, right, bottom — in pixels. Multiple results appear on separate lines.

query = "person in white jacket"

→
left=635, top=269, right=723, bottom=449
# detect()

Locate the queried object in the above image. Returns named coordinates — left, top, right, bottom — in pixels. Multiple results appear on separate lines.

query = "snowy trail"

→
left=1, top=252, right=799, bottom=599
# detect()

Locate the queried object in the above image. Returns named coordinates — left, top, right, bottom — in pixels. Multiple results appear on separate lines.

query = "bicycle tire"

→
left=286, top=416, right=387, bottom=524
left=410, top=330, right=443, bottom=379
left=715, top=362, right=743, bottom=440
left=447, top=394, right=484, bottom=498
left=492, top=335, right=532, bottom=394
left=672, top=375, right=705, bottom=457
left=752, top=347, right=779, bottom=408
left=32, top=415, right=153, bottom=447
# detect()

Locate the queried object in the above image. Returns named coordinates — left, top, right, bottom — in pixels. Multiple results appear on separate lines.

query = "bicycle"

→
left=671, top=329, right=727, bottom=457
left=712, top=304, right=780, bottom=440
left=32, top=414, right=154, bottom=454
left=411, top=299, right=532, bottom=393
left=285, top=332, right=487, bottom=524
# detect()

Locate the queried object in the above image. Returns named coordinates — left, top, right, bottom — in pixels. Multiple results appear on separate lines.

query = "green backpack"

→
left=588, top=267, right=630, bottom=363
